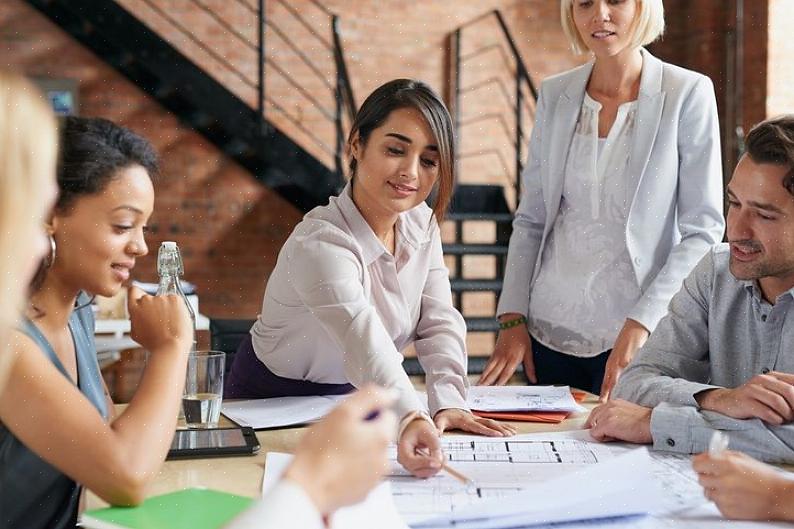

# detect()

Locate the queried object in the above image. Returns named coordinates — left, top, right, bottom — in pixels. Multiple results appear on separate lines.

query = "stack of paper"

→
left=221, top=395, right=347, bottom=430
left=467, top=386, right=586, bottom=423
left=413, top=448, right=660, bottom=529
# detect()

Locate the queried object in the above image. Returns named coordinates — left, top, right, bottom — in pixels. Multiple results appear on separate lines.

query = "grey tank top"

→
left=0, top=294, right=108, bottom=529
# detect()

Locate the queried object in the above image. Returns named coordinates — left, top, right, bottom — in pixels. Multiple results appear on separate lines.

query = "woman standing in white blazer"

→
left=479, top=0, right=725, bottom=399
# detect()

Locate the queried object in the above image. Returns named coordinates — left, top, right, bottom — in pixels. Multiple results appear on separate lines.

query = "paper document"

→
left=263, top=452, right=409, bottom=529
left=387, top=433, right=614, bottom=524
left=415, top=448, right=660, bottom=529
left=466, top=385, right=586, bottom=413
left=221, top=395, right=346, bottom=429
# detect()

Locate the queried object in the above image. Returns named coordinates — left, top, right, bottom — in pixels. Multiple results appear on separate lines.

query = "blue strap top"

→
left=0, top=293, right=109, bottom=529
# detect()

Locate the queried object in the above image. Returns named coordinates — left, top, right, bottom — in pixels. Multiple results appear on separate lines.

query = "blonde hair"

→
left=0, top=71, right=58, bottom=387
left=560, top=0, right=665, bottom=55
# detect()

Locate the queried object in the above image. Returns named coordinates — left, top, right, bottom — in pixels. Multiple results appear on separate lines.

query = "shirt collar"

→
left=335, top=181, right=434, bottom=266
left=742, top=279, right=794, bottom=304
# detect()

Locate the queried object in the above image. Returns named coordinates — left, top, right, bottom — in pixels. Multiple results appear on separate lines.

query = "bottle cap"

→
left=161, top=241, right=177, bottom=250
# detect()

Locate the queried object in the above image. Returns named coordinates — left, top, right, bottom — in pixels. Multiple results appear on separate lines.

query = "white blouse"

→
left=250, top=182, right=469, bottom=420
left=528, top=93, right=642, bottom=357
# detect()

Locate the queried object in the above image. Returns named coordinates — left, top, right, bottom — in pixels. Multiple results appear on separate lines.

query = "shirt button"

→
left=762, top=368, right=771, bottom=374
left=666, top=438, right=676, bottom=447
left=634, top=257, right=642, bottom=266
left=761, top=314, right=768, bottom=322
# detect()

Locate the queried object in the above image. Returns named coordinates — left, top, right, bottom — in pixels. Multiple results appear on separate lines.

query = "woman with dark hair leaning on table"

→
left=225, top=77, right=516, bottom=480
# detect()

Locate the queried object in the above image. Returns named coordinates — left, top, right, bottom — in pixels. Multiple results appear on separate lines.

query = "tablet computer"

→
left=167, top=427, right=260, bottom=460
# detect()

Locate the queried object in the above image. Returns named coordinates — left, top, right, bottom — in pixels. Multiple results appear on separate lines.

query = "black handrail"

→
left=130, top=0, right=357, bottom=178
left=452, top=9, right=538, bottom=202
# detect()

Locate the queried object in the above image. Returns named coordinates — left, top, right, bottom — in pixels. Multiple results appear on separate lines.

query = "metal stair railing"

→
left=450, top=9, right=538, bottom=203
left=136, top=0, right=356, bottom=177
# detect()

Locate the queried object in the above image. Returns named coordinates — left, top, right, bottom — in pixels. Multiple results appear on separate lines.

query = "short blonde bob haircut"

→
left=0, top=71, right=58, bottom=386
left=560, top=0, right=665, bottom=55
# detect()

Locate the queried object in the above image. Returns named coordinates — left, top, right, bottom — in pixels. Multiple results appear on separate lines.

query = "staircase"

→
left=25, top=0, right=355, bottom=212
left=28, top=0, right=537, bottom=375
left=404, top=10, right=538, bottom=375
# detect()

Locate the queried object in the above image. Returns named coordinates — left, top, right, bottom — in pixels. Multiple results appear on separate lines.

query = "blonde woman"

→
left=480, top=0, right=725, bottom=399
left=0, top=72, right=59, bottom=387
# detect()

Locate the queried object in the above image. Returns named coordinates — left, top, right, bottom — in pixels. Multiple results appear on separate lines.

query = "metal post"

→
left=333, top=15, right=344, bottom=177
left=515, top=73, right=523, bottom=201
left=257, top=0, right=265, bottom=134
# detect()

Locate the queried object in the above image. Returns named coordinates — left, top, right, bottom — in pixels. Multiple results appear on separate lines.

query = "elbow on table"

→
left=95, top=457, right=150, bottom=506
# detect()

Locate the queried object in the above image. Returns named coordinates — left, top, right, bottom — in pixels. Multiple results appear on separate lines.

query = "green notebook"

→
left=79, top=488, right=255, bottom=529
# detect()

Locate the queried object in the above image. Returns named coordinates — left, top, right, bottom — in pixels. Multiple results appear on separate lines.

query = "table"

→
left=86, top=387, right=596, bottom=508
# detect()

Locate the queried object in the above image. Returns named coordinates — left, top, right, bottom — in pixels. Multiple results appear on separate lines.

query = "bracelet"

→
left=498, top=315, right=527, bottom=330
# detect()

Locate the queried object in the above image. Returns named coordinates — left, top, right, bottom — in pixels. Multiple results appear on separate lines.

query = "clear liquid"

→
left=183, top=392, right=222, bottom=428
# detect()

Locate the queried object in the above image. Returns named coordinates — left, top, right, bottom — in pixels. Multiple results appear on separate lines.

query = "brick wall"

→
left=0, top=0, right=302, bottom=319
left=767, top=0, right=794, bottom=116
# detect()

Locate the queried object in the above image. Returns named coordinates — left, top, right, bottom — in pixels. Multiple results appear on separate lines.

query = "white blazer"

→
left=497, top=48, right=725, bottom=332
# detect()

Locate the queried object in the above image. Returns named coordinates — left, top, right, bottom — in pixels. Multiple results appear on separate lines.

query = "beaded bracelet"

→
left=498, top=315, right=527, bottom=330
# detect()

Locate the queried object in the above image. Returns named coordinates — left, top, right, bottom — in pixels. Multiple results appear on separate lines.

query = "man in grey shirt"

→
left=586, top=115, right=794, bottom=463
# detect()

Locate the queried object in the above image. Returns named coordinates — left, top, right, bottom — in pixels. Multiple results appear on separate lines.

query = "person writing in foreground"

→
left=586, top=115, right=794, bottom=463
left=226, top=78, right=515, bottom=478
left=479, top=0, right=724, bottom=399
left=227, top=385, right=396, bottom=528
left=693, top=449, right=794, bottom=522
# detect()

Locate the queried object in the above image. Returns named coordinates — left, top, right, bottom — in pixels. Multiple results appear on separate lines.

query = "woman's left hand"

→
left=600, top=319, right=649, bottom=402
left=434, top=409, right=517, bottom=437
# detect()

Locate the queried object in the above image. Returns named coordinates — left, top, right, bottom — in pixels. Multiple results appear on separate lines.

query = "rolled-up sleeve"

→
left=650, top=404, right=794, bottom=463
left=414, top=225, right=469, bottom=416
left=288, top=228, right=425, bottom=421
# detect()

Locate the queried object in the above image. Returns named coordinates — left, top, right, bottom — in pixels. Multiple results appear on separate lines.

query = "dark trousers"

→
left=528, top=336, right=610, bottom=395
left=225, top=334, right=355, bottom=399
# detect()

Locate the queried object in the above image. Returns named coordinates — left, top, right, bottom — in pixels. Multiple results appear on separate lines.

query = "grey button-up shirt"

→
left=613, top=244, right=794, bottom=463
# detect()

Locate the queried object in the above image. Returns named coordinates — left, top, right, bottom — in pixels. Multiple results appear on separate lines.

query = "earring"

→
left=44, top=234, right=56, bottom=268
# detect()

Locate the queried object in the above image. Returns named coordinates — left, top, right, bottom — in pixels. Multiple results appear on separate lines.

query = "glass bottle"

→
left=156, top=241, right=196, bottom=352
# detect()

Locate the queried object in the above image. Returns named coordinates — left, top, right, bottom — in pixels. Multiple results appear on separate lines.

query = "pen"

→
left=708, top=431, right=729, bottom=456
left=416, top=447, right=476, bottom=489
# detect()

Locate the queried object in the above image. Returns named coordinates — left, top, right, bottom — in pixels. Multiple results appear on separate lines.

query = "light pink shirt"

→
left=250, top=183, right=469, bottom=419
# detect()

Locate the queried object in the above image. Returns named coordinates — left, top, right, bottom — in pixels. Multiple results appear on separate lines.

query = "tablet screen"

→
left=171, top=428, right=247, bottom=450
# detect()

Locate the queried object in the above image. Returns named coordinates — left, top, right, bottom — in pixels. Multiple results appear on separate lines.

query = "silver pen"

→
left=708, top=431, right=729, bottom=456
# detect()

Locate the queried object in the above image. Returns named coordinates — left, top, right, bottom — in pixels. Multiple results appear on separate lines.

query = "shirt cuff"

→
left=225, top=480, right=324, bottom=529
left=650, top=403, right=712, bottom=455
left=397, top=410, right=435, bottom=440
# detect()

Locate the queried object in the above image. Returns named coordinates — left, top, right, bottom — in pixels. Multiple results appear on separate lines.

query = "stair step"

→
left=450, top=279, right=503, bottom=292
left=464, top=317, right=500, bottom=332
left=403, top=356, right=522, bottom=376
left=445, top=212, right=513, bottom=223
left=449, top=184, right=511, bottom=215
left=443, top=243, right=508, bottom=256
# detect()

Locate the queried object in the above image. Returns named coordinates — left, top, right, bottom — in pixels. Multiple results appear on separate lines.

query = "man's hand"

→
left=696, top=371, right=794, bottom=425
left=600, top=319, right=649, bottom=402
left=585, top=399, right=653, bottom=444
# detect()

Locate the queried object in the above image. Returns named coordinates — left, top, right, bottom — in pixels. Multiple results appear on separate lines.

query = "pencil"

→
left=416, top=447, right=476, bottom=488
left=441, top=461, right=475, bottom=488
